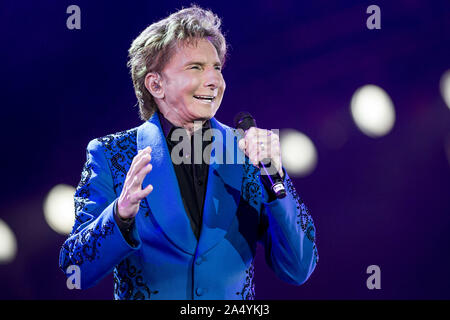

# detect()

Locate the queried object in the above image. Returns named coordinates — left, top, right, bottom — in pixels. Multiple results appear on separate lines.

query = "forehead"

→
left=166, top=38, right=221, bottom=67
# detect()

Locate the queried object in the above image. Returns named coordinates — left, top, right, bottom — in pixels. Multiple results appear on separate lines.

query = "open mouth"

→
left=194, top=95, right=215, bottom=102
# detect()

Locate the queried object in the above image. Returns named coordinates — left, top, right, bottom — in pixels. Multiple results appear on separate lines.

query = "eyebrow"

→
left=184, top=61, right=222, bottom=67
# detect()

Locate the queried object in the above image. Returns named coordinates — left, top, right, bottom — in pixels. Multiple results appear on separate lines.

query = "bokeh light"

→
left=440, top=69, right=450, bottom=110
left=43, top=184, right=76, bottom=235
left=350, top=84, right=396, bottom=138
left=280, top=129, right=318, bottom=177
left=0, top=218, right=17, bottom=264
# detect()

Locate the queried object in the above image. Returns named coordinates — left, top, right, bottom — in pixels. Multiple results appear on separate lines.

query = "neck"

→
left=159, top=109, right=206, bottom=136
left=183, top=121, right=205, bottom=136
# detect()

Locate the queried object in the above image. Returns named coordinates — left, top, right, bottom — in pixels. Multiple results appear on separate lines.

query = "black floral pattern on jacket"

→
left=285, top=177, right=319, bottom=264
left=114, top=259, right=159, bottom=300
left=236, top=260, right=255, bottom=300
left=241, top=160, right=262, bottom=209
left=96, top=128, right=138, bottom=195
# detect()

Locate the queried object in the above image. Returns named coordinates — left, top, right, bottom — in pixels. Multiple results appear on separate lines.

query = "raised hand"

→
left=117, top=146, right=154, bottom=219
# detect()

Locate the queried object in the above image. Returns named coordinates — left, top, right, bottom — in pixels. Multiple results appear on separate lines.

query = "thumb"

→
left=238, top=138, right=246, bottom=151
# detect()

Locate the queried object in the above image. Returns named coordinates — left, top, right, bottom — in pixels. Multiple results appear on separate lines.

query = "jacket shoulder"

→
left=88, top=127, right=138, bottom=151
left=86, top=127, right=139, bottom=192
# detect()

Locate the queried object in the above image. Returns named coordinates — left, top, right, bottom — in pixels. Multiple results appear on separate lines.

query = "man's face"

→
left=158, top=38, right=226, bottom=124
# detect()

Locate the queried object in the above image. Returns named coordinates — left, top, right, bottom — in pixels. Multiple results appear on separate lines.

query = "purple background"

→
left=1, top=0, right=450, bottom=299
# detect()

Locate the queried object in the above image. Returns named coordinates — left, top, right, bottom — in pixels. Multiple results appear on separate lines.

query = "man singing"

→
left=59, top=5, right=318, bottom=300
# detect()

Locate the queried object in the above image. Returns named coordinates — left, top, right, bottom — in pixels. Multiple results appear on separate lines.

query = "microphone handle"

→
left=259, top=158, right=286, bottom=199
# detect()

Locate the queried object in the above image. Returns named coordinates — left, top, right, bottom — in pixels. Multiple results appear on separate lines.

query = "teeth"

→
left=194, top=95, right=214, bottom=100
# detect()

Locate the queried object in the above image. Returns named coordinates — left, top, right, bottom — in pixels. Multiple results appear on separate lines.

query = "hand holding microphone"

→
left=234, top=112, right=286, bottom=199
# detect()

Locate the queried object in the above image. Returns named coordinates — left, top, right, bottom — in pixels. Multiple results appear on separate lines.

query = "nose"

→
left=204, top=67, right=222, bottom=90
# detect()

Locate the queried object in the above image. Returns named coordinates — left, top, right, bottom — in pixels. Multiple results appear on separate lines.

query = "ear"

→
left=144, top=72, right=164, bottom=99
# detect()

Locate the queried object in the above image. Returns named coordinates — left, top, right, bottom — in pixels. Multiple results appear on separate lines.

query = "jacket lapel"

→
left=137, top=113, right=197, bottom=255
left=196, top=118, right=244, bottom=257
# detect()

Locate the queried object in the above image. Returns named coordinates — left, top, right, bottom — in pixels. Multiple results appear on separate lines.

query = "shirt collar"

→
left=157, top=111, right=175, bottom=139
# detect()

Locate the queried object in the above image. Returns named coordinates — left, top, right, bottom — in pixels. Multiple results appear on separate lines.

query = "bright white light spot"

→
left=440, top=70, right=450, bottom=110
left=280, top=129, right=318, bottom=177
left=0, top=219, right=17, bottom=264
left=44, top=184, right=76, bottom=235
left=350, top=84, right=396, bottom=138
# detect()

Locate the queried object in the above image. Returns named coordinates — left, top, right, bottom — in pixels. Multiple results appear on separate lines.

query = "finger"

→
left=249, top=153, right=259, bottom=167
left=246, top=133, right=259, bottom=156
left=243, top=128, right=259, bottom=148
left=259, top=138, right=281, bottom=161
left=127, top=150, right=146, bottom=179
left=130, top=164, right=150, bottom=191
left=247, top=143, right=261, bottom=167
left=129, top=152, right=152, bottom=180
left=253, top=135, right=281, bottom=161
left=130, top=184, right=153, bottom=204
left=259, top=142, right=282, bottom=175
left=130, top=147, right=152, bottom=169
left=132, top=146, right=151, bottom=165
left=136, top=153, right=152, bottom=173
left=244, top=127, right=257, bottom=139
left=250, top=148, right=269, bottom=166
left=135, top=163, right=153, bottom=186
left=137, top=184, right=153, bottom=200
left=245, top=127, right=269, bottom=140
left=141, top=146, right=152, bottom=153
left=249, top=135, right=271, bottom=158
left=122, top=186, right=140, bottom=206
left=238, top=138, right=247, bottom=152
left=244, top=128, right=274, bottom=161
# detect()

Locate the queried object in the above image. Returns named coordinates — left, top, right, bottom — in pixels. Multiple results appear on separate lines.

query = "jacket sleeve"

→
left=257, top=171, right=319, bottom=286
left=59, top=139, right=142, bottom=289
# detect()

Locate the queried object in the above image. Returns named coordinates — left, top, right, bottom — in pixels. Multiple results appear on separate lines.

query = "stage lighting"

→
left=440, top=70, right=450, bottom=110
left=279, top=129, right=318, bottom=177
left=0, top=218, right=17, bottom=264
left=350, top=85, right=396, bottom=138
left=43, top=184, right=76, bottom=235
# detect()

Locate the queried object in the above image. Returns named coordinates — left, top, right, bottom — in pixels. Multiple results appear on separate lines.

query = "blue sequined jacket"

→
left=59, top=113, right=318, bottom=300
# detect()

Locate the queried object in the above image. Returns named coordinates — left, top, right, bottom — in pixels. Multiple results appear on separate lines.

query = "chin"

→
left=193, top=115, right=213, bottom=122
left=202, top=111, right=217, bottom=121
left=192, top=107, right=219, bottom=121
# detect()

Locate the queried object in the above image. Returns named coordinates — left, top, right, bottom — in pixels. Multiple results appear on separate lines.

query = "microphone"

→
left=234, top=112, right=286, bottom=199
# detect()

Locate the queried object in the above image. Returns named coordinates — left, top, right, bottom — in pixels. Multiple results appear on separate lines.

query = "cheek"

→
left=182, top=76, right=201, bottom=94
left=168, top=77, right=199, bottom=101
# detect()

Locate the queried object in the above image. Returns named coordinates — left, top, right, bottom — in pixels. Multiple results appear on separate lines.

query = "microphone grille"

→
left=233, top=111, right=256, bottom=131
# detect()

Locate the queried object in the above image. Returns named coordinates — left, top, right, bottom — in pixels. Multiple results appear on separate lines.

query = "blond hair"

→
left=127, top=5, right=227, bottom=120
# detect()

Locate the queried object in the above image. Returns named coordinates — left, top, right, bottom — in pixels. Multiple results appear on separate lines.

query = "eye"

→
left=190, top=65, right=201, bottom=70
left=215, top=66, right=222, bottom=71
